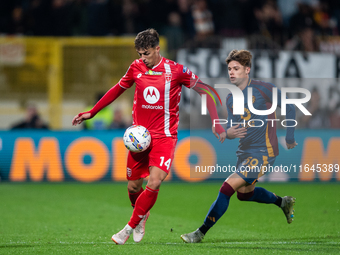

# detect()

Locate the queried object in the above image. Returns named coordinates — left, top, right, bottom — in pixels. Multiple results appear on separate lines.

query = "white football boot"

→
left=181, top=229, right=205, bottom=243
left=281, top=196, right=296, bottom=224
left=133, top=211, right=150, bottom=243
left=111, top=224, right=133, bottom=245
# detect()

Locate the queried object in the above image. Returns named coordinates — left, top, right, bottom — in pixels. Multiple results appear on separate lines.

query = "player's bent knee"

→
left=128, top=186, right=141, bottom=193
left=237, top=191, right=254, bottom=201
left=127, top=181, right=143, bottom=193
left=146, top=178, right=162, bottom=190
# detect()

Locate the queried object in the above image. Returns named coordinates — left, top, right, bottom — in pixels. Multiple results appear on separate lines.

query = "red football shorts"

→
left=126, top=137, right=178, bottom=180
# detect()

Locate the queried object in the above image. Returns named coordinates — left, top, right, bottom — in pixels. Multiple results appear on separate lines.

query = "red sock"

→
left=128, top=186, right=159, bottom=228
left=128, top=187, right=144, bottom=208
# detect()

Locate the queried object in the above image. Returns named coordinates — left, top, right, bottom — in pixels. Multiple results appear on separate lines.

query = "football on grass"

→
left=123, top=125, right=151, bottom=152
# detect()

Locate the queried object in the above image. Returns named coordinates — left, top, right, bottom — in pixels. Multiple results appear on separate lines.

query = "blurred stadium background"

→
left=0, top=0, right=339, bottom=183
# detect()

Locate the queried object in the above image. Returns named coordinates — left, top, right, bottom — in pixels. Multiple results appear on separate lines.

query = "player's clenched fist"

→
left=72, top=112, right=92, bottom=126
left=286, top=141, right=298, bottom=150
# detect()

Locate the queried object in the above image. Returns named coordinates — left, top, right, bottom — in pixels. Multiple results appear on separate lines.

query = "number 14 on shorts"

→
left=160, top=156, right=171, bottom=170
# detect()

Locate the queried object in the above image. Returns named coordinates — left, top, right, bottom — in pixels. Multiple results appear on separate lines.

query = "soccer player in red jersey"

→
left=72, top=28, right=226, bottom=245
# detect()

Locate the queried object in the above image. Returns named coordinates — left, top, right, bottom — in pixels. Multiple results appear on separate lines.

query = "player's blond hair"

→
left=135, top=28, right=159, bottom=50
left=225, top=50, right=252, bottom=68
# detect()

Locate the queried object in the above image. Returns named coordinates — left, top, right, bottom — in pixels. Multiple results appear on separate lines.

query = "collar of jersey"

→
left=247, top=78, right=252, bottom=86
left=151, top=56, right=163, bottom=70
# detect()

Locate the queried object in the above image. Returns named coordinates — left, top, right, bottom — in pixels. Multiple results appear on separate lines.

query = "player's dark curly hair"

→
left=135, top=28, right=159, bottom=50
left=225, top=50, right=252, bottom=68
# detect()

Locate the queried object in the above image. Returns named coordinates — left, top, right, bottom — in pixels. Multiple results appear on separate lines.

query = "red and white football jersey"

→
left=119, top=57, right=197, bottom=138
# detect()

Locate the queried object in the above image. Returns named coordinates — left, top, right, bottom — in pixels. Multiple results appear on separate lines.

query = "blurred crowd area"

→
left=1, top=0, right=339, bottom=131
left=1, top=0, right=340, bottom=52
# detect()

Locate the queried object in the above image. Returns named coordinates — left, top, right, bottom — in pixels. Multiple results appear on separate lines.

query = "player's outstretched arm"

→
left=226, top=124, right=247, bottom=139
left=192, top=80, right=226, bottom=141
left=72, top=112, right=91, bottom=126
left=71, top=84, right=127, bottom=127
left=276, top=86, right=297, bottom=149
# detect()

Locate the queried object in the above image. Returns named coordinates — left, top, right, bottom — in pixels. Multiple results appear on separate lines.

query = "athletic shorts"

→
left=126, top=137, right=178, bottom=180
left=235, top=153, right=276, bottom=185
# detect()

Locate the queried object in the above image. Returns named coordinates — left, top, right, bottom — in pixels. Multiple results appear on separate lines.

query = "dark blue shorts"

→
left=235, top=153, right=276, bottom=185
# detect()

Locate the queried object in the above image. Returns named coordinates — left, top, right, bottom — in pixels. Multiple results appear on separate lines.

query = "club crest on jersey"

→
left=183, top=66, right=192, bottom=75
left=145, top=70, right=163, bottom=75
left=143, top=86, right=160, bottom=104
left=165, top=73, right=172, bottom=83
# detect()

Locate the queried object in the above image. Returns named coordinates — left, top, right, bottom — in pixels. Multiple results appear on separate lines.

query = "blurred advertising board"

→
left=0, top=130, right=338, bottom=183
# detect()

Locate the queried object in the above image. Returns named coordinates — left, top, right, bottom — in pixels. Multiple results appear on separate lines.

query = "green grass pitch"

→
left=0, top=182, right=339, bottom=254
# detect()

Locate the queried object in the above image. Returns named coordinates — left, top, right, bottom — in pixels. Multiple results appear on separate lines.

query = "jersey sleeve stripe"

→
left=255, top=87, right=271, bottom=102
left=252, top=80, right=274, bottom=91
left=190, top=78, right=199, bottom=89
left=164, top=63, right=172, bottom=137
left=118, top=82, right=128, bottom=89
left=226, top=94, right=233, bottom=112
left=265, top=123, right=275, bottom=157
